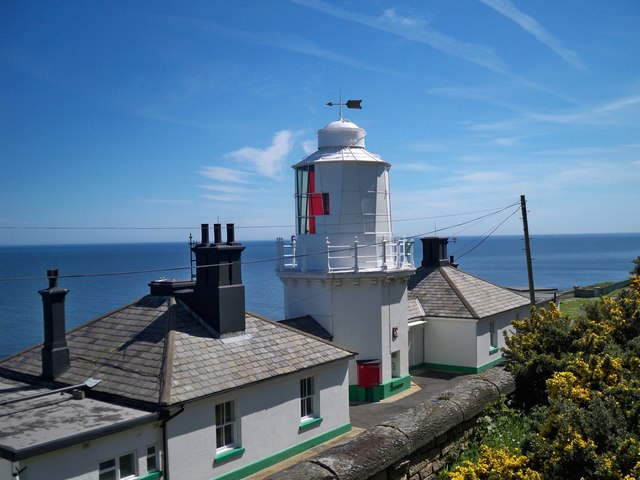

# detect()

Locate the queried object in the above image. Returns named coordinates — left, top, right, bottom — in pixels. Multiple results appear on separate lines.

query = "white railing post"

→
left=326, top=237, right=331, bottom=272
left=382, top=239, right=387, bottom=271
left=291, top=236, right=297, bottom=268
left=407, top=239, right=414, bottom=268
left=353, top=236, right=359, bottom=273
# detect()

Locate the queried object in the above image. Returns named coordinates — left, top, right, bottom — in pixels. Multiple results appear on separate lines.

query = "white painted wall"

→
left=408, top=324, right=425, bottom=368
left=10, top=421, right=160, bottom=480
left=476, top=305, right=529, bottom=367
left=0, top=459, right=12, bottom=480
left=424, top=317, right=478, bottom=368
left=282, top=274, right=410, bottom=386
left=166, top=360, right=350, bottom=479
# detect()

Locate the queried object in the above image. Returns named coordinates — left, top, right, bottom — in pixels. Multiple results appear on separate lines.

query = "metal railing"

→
left=276, top=236, right=414, bottom=273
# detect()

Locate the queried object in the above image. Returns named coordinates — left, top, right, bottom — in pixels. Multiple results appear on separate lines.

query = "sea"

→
left=1, top=233, right=638, bottom=358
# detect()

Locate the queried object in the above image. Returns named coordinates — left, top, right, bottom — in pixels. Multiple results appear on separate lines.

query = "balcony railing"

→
left=276, top=236, right=414, bottom=273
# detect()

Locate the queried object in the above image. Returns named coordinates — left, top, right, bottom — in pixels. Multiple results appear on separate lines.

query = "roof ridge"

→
left=159, top=297, right=176, bottom=406
left=438, top=266, right=479, bottom=319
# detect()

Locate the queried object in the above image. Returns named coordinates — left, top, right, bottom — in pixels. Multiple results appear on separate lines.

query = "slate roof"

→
left=279, top=316, right=332, bottom=341
left=407, top=298, right=426, bottom=321
left=408, top=265, right=530, bottom=320
left=0, top=296, right=354, bottom=408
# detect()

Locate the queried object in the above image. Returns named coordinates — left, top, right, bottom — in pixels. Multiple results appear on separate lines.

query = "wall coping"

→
left=265, top=366, right=515, bottom=479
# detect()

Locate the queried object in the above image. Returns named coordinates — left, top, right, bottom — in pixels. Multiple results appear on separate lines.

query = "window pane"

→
left=99, top=471, right=116, bottom=480
left=99, top=459, right=116, bottom=471
left=119, top=453, right=136, bottom=478
left=147, top=446, right=157, bottom=472
left=224, top=424, right=233, bottom=445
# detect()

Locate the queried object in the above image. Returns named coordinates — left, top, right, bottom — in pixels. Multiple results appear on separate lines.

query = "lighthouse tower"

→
left=276, top=108, right=415, bottom=402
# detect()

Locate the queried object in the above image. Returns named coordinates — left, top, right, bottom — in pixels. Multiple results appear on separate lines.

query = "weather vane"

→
left=326, top=95, right=362, bottom=120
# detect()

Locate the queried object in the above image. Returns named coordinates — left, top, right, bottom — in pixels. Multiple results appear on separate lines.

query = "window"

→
left=99, top=452, right=136, bottom=480
left=300, top=377, right=315, bottom=419
left=490, top=320, right=498, bottom=352
left=296, top=165, right=330, bottom=234
left=215, top=401, right=236, bottom=451
left=146, top=445, right=158, bottom=472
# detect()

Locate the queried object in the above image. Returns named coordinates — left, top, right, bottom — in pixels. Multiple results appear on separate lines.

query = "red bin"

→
left=357, top=359, right=381, bottom=387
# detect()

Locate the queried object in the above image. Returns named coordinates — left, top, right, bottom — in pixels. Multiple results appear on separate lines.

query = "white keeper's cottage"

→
left=0, top=224, right=354, bottom=480
left=276, top=110, right=416, bottom=402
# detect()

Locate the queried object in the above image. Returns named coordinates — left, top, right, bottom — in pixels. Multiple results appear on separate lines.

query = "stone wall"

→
left=266, top=367, right=515, bottom=480
left=573, top=279, right=631, bottom=298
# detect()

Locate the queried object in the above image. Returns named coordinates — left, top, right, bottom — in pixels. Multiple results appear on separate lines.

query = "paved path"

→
left=349, top=369, right=472, bottom=429
left=248, top=369, right=473, bottom=479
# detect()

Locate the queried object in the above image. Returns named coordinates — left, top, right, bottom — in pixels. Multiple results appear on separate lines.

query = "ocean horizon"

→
left=1, top=232, right=638, bottom=358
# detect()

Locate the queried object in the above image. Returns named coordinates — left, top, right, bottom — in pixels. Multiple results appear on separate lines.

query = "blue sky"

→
left=1, top=0, right=639, bottom=245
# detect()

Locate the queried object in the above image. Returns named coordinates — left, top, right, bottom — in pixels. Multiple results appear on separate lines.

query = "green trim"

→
left=489, top=346, right=500, bottom=355
left=415, top=356, right=504, bottom=374
left=349, top=374, right=411, bottom=403
left=211, top=422, right=352, bottom=480
left=215, top=447, right=245, bottom=464
left=138, top=472, right=162, bottom=480
left=299, top=416, right=323, bottom=431
left=478, top=355, right=505, bottom=372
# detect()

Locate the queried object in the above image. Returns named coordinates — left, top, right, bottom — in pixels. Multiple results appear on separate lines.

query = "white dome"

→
left=317, top=119, right=366, bottom=148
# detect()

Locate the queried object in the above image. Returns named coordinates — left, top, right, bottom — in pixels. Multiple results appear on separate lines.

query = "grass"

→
left=559, top=286, right=627, bottom=319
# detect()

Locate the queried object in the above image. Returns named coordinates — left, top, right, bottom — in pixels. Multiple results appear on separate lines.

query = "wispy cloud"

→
left=527, top=94, right=640, bottom=124
left=291, top=0, right=512, bottom=76
left=199, top=166, right=252, bottom=183
left=427, top=86, right=529, bottom=114
left=171, top=15, right=397, bottom=76
left=225, top=130, right=300, bottom=179
left=479, top=0, right=585, bottom=70
left=198, top=184, right=254, bottom=195
left=394, top=162, right=441, bottom=173
left=201, top=192, right=246, bottom=203
left=199, top=130, right=302, bottom=202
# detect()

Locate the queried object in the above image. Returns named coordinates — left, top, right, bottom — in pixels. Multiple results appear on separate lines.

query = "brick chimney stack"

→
left=39, top=269, right=70, bottom=380
left=186, top=223, right=246, bottom=335
left=420, top=237, right=450, bottom=268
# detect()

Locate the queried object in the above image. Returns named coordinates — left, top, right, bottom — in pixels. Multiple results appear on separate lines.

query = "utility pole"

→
left=520, top=194, right=536, bottom=306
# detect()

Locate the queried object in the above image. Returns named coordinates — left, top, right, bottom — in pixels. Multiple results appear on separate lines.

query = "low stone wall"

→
left=573, top=279, right=631, bottom=298
left=267, top=367, right=515, bottom=480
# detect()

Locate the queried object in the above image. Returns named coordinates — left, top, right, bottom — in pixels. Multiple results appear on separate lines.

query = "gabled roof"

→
left=0, top=295, right=355, bottom=408
left=408, top=265, right=530, bottom=320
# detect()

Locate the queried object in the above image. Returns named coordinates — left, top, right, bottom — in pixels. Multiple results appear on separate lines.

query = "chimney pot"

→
left=47, top=269, right=58, bottom=288
left=226, top=223, right=235, bottom=244
left=201, top=224, right=209, bottom=244
left=213, top=223, right=222, bottom=244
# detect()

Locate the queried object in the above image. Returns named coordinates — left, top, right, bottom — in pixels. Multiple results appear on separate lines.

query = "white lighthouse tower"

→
left=276, top=104, right=415, bottom=402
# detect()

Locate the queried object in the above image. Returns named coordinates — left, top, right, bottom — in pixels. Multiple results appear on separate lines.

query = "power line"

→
left=0, top=201, right=522, bottom=283
left=0, top=203, right=519, bottom=232
left=454, top=206, right=521, bottom=261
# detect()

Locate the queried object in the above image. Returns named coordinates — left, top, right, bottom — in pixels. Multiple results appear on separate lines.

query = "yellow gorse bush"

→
left=445, top=446, right=542, bottom=480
